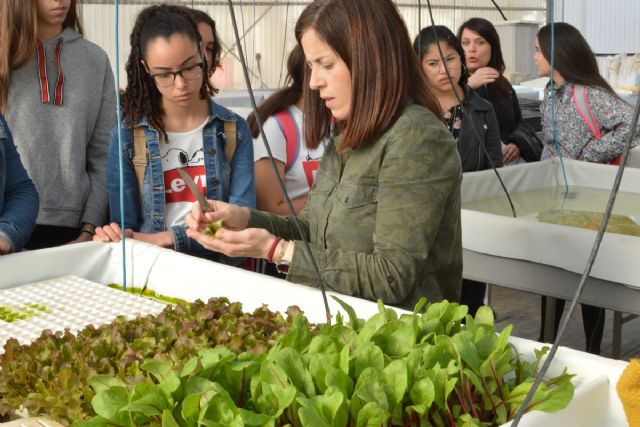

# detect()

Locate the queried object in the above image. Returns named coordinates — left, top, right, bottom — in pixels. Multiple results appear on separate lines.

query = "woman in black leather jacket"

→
left=414, top=25, right=502, bottom=316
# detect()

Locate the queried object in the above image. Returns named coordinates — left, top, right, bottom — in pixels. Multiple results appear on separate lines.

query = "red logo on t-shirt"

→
left=302, top=160, right=321, bottom=188
left=164, top=166, right=207, bottom=204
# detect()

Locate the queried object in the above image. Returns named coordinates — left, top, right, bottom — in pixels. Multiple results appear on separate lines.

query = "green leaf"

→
left=408, top=377, right=435, bottom=415
left=122, top=391, right=169, bottom=417
left=474, top=306, right=494, bottom=327
left=383, top=359, right=408, bottom=406
left=373, top=320, right=415, bottom=357
left=413, top=297, right=428, bottom=314
left=278, top=315, right=313, bottom=351
left=162, top=409, right=180, bottom=427
left=325, top=367, right=354, bottom=400
left=354, top=343, right=384, bottom=378
left=88, top=375, right=127, bottom=394
left=238, top=408, right=275, bottom=426
left=92, top=386, right=131, bottom=425
left=332, top=296, right=362, bottom=331
left=297, top=388, right=346, bottom=427
left=355, top=402, right=390, bottom=427
left=271, top=347, right=316, bottom=397
left=141, top=359, right=181, bottom=395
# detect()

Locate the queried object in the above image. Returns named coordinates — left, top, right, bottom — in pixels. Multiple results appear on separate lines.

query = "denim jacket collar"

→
left=130, top=98, right=237, bottom=130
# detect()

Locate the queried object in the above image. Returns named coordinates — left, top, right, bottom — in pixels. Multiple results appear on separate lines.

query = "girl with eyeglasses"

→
left=0, top=0, right=116, bottom=249
left=414, top=25, right=503, bottom=316
left=94, top=4, right=255, bottom=265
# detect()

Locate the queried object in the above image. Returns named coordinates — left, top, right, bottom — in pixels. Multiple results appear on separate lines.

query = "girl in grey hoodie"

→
left=0, top=0, right=116, bottom=249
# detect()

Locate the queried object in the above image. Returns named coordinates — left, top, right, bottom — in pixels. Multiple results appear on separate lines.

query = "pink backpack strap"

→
left=274, top=109, right=300, bottom=173
left=572, top=84, right=602, bottom=140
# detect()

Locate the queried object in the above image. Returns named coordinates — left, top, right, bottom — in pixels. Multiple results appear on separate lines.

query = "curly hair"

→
left=121, top=4, right=214, bottom=138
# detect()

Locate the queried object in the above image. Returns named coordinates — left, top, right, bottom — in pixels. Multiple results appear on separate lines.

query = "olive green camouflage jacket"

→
left=249, top=103, right=462, bottom=310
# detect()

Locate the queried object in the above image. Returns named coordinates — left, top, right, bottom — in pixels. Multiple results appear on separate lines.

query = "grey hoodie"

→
left=6, top=28, right=116, bottom=228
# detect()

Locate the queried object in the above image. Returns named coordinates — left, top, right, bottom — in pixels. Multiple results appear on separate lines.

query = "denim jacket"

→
left=0, top=114, right=39, bottom=252
left=107, top=100, right=255, bottom=262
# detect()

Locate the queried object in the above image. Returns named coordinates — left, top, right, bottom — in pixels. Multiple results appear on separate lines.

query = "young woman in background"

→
left=414, top=25, right=502, bottom=316
left=458, top=17, right=542, bottom=164
left=189, top=8, right=221, bottom=79
left=247, top=45, right=325, bottom=216
left=535, top=22, right=640, bottom=354
left=94, top=4, right=255, bottom=265
left=186, top=0, right=463, bottom=309
left=0, top=0, right=116, bottom=248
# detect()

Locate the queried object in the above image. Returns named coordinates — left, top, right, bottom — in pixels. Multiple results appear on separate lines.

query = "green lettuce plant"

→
left=76, top=298, right=573, bottom=426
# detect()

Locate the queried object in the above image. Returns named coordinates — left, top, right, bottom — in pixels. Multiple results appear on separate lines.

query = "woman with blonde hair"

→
left=0, top=0, right=116, bottom=248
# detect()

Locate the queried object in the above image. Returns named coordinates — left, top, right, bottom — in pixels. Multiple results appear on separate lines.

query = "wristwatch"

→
left=276, top=241, right=295, bottom=274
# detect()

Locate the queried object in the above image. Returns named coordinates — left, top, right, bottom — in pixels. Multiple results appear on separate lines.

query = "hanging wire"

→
left=490, top=0, right=508, bottom=21
left=114, top=0, right=127, bottom=292
left=226, top=0, right=332, bottom=325
left=548, top=13, right=571, bottom=195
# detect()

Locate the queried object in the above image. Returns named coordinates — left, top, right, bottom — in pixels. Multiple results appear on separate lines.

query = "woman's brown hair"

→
left=294, top=0, right=440, bottom=151
left=0, top=0, right=83, bottom=113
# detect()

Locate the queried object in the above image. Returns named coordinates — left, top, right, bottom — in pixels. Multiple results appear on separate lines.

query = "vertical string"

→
left=114, top=0, right=127, bottom=291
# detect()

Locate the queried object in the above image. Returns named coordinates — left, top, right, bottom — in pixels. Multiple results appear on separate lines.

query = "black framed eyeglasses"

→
left=149, top=62, right=204, bottom=87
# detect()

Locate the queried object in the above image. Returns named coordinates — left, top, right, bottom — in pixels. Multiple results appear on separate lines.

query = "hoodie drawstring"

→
left=36, top=39, right=64, bottom=106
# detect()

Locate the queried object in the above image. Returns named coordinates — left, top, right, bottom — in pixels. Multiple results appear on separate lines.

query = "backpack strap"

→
left=223, top=120, right=236, bottom=163
left=274, top=109, right=300, bottom=172
left=572, top=84, right=603, bottom=140
left=132, top=127, right=148, bottom=199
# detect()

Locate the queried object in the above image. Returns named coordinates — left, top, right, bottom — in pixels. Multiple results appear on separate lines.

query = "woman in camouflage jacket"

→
left=186, top=0, right=463, bottom=310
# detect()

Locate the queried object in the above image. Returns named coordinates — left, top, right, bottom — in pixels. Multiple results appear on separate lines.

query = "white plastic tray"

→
left=0, top=275, right=165, bottom=352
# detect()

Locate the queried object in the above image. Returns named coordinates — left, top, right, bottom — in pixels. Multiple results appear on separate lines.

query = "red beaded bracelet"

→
left=267, top=237, right=283, bottom=263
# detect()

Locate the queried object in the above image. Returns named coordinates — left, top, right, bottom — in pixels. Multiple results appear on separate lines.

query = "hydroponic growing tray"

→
left=0, top=241, right=631, bottom=426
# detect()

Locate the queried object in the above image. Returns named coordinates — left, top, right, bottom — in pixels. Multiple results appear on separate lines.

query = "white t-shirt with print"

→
left=160, top=118, right=208, bottom=227
left=253, top=105, right=325, bottom=200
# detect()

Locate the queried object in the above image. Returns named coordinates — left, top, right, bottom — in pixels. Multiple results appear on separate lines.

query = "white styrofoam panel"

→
left=0, top=275, right=166, bottom=353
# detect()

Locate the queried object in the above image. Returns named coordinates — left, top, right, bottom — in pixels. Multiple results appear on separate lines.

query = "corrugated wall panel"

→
left=561, top=0, right=640, bottom=54
left=82, top=1, right=546, bottom=90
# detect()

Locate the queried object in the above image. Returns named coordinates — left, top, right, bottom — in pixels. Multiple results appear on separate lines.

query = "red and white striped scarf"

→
left=36, top=39, right=65, bottom=106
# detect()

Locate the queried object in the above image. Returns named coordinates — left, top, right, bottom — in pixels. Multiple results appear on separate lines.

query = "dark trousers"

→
left=24, top=225, right=80, bottom=250
left=539, top=296, right=605, bottom=354
left=460, top=279, right=487, bottom=317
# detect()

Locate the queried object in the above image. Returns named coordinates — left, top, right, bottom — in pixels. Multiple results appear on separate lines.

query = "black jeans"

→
left=460, top=279, right=487, bottom=318
left=539, top=296, right=605, bottom=355
left=24, top=225, right=80, bottom=250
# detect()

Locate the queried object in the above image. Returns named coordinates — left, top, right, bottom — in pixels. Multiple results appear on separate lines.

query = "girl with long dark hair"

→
left=94, top=4, right=255, bottom=265
left=535, top=22, right=639, bottom=354
left=186, top=0, right=463, bottom=309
